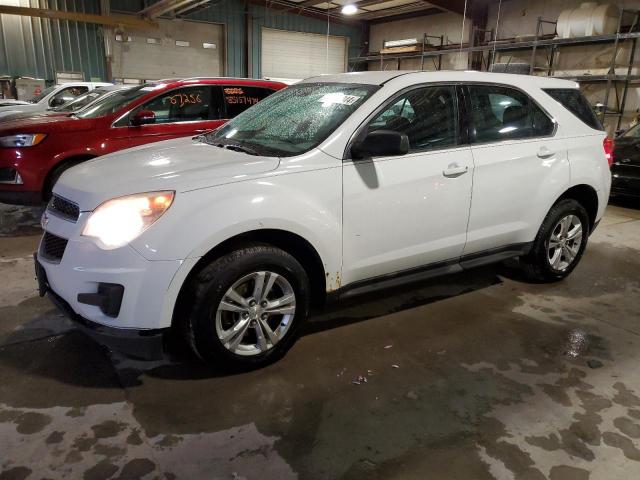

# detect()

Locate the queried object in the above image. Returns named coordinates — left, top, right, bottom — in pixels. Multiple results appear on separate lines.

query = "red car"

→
left=0, top=78, right=286, bottom=204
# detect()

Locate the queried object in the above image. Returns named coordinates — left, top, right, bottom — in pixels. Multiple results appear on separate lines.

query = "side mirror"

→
left=131, top=109, right=156, bottom=126
left=49, top=97, right=67, bottom=107
left=351, top=129, right=409, bottom=160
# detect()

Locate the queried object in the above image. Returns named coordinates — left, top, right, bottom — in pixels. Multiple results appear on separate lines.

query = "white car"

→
left=35, top=71, right=611, bottom=368
left=0, top=82, right=112, bottom=119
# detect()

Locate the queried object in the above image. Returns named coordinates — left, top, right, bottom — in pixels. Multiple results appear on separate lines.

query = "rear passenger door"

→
left=342, top=84, right=474, bottom=283
left=125, top=85, right=224, bottom=145
left=462, top=84, right=569, bottom=255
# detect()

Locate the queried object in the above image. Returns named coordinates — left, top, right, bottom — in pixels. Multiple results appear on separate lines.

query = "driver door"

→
left=342, top=84, right=474, bottom=284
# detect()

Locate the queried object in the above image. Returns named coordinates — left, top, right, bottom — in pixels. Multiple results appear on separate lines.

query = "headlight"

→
left=0, top=133, right=47, bottom=148
left=82, top=191, right=174, bottom=249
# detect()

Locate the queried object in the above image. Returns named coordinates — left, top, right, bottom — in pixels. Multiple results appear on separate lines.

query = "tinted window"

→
left=137, top=86, right=214, bottom=123
left=468, top=85, right=554, bottom=143
left=223, top=86, right=274, bottom=118
left=49, top=86, right=89, bottom=107
left=368, top=85, right=457, bottom=151
left=622, top=123, right=640, bottom=139
left=543, top=88, right=603, bottom=131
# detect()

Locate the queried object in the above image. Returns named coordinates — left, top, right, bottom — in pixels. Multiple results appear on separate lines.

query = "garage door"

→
left=261, top=28, right=347, bottom=79
left=111, top=19, right=223, bottom=81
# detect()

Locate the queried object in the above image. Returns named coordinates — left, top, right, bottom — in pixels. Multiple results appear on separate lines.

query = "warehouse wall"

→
left=0, top=0, right=363, bottom=81
left=486, top=0, right=640, bottom=132
left=0, top=0, right=106, bottom=82
left=249, top=4, right=363, bottom=78
left=112, top=0, right=364, bottom=79
left=367, top=12, right=471, bottom=71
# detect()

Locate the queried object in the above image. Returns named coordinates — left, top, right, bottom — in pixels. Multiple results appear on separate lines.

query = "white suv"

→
left=35, top=71, right=611, bottom=368
left=0, top=82, right=112, bottom=119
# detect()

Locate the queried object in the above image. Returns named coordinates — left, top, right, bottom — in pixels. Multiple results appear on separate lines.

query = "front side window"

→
left=467, top=85, right=554, bottom=143
left=223, top=86, right=275, bottom=118
left=49, top=86, right=89, bottom=107
left=367, top=85, right=457, bottom=151
left=204, top=83, right=379, bottom=157
left=134, top=86, right=215, bottom=124
left=30, top=85, right=56, bottom=103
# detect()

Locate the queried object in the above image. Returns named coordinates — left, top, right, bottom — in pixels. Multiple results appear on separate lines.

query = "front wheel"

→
left=520, top=198, right=589, bottom=282
left=183, top=245, right=310, bottom=369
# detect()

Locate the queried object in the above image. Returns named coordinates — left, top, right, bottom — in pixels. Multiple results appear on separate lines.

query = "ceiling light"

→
left=342, top=4, right=358, bottom=15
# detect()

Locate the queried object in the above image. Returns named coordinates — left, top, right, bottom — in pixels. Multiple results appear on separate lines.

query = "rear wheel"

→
left=183, top=245, right=310, bottom=369
left=520, top=198, right=589, bottom=282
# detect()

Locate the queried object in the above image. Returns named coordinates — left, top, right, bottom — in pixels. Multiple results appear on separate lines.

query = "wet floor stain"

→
left=0, top=402, right=296, bottom=479
left=0, top=205, right=639, bottom=479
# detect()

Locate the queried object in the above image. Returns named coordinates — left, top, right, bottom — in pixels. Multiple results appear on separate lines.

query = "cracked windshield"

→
left=204, top=83, right=379, bottom=156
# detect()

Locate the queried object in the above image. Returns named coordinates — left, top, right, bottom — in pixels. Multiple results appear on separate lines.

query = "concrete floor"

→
left=1, top=200, right=639, bottom=480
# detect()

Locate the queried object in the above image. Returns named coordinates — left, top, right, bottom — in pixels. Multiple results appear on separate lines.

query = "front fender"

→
left=131, top=165, right=343, bottom=282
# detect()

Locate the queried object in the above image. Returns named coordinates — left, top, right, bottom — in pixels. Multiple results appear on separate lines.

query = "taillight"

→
left=603, top=137, right=614, bottom=167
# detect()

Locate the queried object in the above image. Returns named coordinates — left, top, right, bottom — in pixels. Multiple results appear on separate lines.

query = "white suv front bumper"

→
left=36, top=208, right=185, bottom=348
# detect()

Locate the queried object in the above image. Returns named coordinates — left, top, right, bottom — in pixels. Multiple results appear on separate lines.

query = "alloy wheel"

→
left=547, top=214, right=583, bottom=272
left=215, top=271, right=296, bottom=356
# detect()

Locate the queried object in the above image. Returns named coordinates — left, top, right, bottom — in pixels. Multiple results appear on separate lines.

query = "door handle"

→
left=537, top=146, right=555, bottom=159
left=443, top=163, right=469, bottom=178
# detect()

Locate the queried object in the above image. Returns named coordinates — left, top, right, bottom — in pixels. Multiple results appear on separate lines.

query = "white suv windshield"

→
left=204, top=83, right=379, bottom=157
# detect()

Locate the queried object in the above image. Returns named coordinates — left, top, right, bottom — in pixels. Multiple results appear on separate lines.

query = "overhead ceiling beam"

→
left=356, top=4, right=443, bottom=20
left=416, top=0, right=466, bottom=16
left=0, top=5, right=157, bottom=29
left=422, top=0, right=485, bottom=20
left=366, top=6, right=444, bottom=23
left=175, top=0, right=211, bottom=16
left=328, top=0, right=398, bottom=11
left=295, top=0, right=327, bottom=7
left=140, top=0, right=200, bottom=18
left=247, top=0, right=358, bottom=24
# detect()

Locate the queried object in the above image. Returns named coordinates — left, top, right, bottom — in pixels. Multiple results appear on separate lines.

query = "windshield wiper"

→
left=210, top=140, right=260, bottom=156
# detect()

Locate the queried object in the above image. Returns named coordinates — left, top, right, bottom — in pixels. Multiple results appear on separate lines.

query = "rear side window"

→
left=467, top=85, right=554, bottom=143
left=223, top=86, right=274, bottom=118
left=543, top=88, right=603, bottom=131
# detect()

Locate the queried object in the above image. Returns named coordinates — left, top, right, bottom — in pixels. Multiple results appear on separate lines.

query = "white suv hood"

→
left=0, top=103, right=41, bottom=118
left=54, top=137, right=281, bottom=210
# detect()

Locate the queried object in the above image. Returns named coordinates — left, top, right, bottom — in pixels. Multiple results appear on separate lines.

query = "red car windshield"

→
left=75, top=84, right=158, bottom=119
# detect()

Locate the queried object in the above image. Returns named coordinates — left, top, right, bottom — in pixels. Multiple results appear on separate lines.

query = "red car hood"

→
left=0, top=115, right=97, bottom=134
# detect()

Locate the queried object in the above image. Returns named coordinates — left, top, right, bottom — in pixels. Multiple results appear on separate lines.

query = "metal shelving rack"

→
left=349, top=9, right=640, bottom=129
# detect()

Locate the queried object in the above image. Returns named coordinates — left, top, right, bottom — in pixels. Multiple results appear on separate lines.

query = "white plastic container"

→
left=557, top=2, right=620, bottom=38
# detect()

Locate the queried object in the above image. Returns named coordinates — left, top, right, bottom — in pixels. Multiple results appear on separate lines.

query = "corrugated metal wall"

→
left=0, top=0, right=106, bottom=81
left=0, top=0, right=363, bottom=80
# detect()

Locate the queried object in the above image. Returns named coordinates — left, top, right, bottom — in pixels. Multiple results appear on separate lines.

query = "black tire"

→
left=183, top=244, right=310, bottom=370
left=520, top=198, right=590, bottom=282
left=44, top=159, right=85, bottom=201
